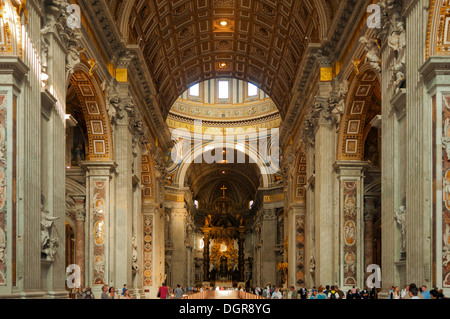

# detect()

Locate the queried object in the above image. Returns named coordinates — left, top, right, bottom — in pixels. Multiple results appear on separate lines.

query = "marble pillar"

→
left=334, top=161, right=367, bottom=290
left=171, top=207, right=188, bottom=287
left=112, top=104, right=133, bottom=291
left=261, top=208, right=277, bottom=286
left=238, top=230, right=245, bottom=281
left=203, top=233, right=210, bottom=282
left=81, top=161, right=116, bottom=296
left=420, top=57, right=450, bottom=295
left=364, top=197, right=377, bottom=274
left=313, top=97, right=337, bottom=287
left=305, top=143, right=315, bottom=288
left=73, top=196, right=86, bottom=288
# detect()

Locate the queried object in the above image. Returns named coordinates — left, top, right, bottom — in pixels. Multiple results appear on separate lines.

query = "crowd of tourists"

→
left=72, top=284, right=134, bottom=299
left=245, top=283, right=447, bottom=300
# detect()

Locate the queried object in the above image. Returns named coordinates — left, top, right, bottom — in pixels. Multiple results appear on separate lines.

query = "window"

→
left=218, top=80, right=229, bottom=99
left=189, top=83, right=200, bottom=97
left=249, top=200, right=254, bottom=209
left=248, top=83, right=258, bottom=97
left=194, top=200, right=199, bottom=209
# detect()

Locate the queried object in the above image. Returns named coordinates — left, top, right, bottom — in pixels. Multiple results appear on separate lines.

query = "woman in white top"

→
left=392, top=286, right=401, bottom=299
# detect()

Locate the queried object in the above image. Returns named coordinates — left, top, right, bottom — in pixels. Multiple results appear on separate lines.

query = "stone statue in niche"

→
left=394, top=204, right=406, bottom=257
left=0, top=227, right=5, bottom=264
left=443, top=118, right=450, bottom=160
left=309, top=248, right=316, bottom=274
left=41, top=204, right=59, bottom=261
left=388, top=16, right=406, bottom=90
left=359, top=36, right=381, bottom=73
left=443, top=224, right=450, bottom=268
left=132, top=236, right=139, bottom=272
left=330, top=79, right=349, bottom=126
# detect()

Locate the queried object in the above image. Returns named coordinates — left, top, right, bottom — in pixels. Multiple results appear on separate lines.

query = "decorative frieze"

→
left=0, top=94, right=6, bottom=285
left=92, top=179, right=107, bottom=285
left=442, top=94, right=450, bottom=288
left=342, top=181, right=358, bottom=286
left=295, top=214, right=305, bottom=286
left=142, top=214, right=153, bottom=287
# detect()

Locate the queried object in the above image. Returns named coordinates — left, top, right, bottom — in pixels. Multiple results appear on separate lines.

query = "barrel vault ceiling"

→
left=105, top=0, right=340, bottom=119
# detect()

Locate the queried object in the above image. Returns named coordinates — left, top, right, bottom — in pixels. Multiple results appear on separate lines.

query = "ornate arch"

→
left=69, top=66, right=114, bottom=161
left=336, top=69, right=381, bottom=161
left=426, top=0, right=450, bottom=59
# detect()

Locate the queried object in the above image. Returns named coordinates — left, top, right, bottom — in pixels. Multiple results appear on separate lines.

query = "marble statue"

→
left=394, top=205, right=406, bottom=253
left=309, top=248, right=316, bottom=274
left=0, top=227, right=5, bottom=264
left=388, top=19, right=406, bottom=89
left=132, top=236, right=139, bottom=272
left=41, top=205, right=59, bottom=260
left=359, top=36, right=381, bottom=73
left=442, top=118, right=450, bottom=160
left=330, top=79, right=349, bottom=125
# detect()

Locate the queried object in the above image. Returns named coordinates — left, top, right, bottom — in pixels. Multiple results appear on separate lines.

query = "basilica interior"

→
left=0, top=0, right=449, bottom=299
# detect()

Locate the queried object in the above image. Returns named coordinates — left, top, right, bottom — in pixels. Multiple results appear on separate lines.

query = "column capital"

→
left=262, top=208, right=277, bottom=220
left=79, top=161, right=117, bottom=177
left=419, top=56, right=450, bottom=93
left=333, top=161, right=369, bottom=178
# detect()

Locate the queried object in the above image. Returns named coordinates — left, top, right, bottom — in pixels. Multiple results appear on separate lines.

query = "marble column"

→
left=364, top=197, right=377, bottom=274
left=238, top=230, right=245, bottom=281
left=80, top=161, right=116, bottom=296
left=304, top=142, right=315, bottom=288
left=261, top=208, right=277, bottom=286
left=73, top=196, right=86, bottom=288
left=203, top=232, right=211, bottom=281
left=334, top=161, right=367, bottom=290
left=420, top=57, right=450, bottom=295
left=313, top=97, right=337, bottom=287
left=171, top=207, right=188, bottom=287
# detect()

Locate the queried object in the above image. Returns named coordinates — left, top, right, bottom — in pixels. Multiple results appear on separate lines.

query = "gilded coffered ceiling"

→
left=107, top=0, right=339, bottom=118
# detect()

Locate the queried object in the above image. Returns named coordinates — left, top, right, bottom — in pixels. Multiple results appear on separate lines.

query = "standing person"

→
left=101, top=285, right=110, bottom=299
left=157, top=282, right=169, bottom=299
left=335, top=286, right=344, bottom=299
left=361, top=286, right=370, bottom=299
left=299, top=284, right=308, bottom=299
left=122, top=284, right=127, bottom=296
left=324, top=285, right=331, bottom=296
left=388, top=286, right=394, bottom=299
left=109, top=287, right=119, bottom=299
left=174, top=284, right=184, bottom=299
left=290, top=286, right=298, bottom=299
left=421, top=285, right=431, bottom=299
left=400, top=285, right=409, bottom=299
left=84, top=286, right=95, bottom=299
left=122, top=289, right=133, bottom=299
left=391, top=286, right=400, bottom=299
left=315, top=287, right=327, bottom=300
left=409, top=286, right=420, bottom=299
left=75, top=287, right=84, bottom=299
left=262, top=285, right=270, bottom=299
left=350, top=285, right=357, bottom=299
left=271, top=287, right=283, bottom=299
left=328, top=286, right=339, bottom=299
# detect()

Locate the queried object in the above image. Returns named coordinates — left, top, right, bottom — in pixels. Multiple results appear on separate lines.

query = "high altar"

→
left=201, top=202, right=246, bottom=283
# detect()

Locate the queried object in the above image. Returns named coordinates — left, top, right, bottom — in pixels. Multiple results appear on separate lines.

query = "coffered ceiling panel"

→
left=109, top=0, right=336, bottom=118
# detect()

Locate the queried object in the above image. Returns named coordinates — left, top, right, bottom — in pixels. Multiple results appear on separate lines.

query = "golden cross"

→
left=220, top=185, right=227, bottom=198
